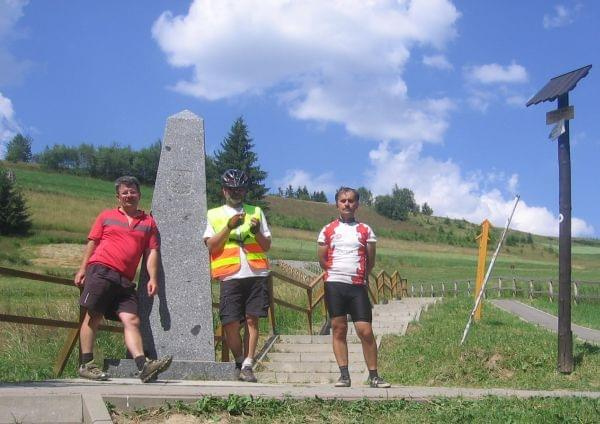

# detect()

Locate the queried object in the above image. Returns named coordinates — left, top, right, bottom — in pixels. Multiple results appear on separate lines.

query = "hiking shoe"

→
left=139, top=355, right=173, bottom=383
left=369, top=376, right=391, bottom=388
left=238, top=366, right=257, bottom=383
left=334, top=376, right=351, bottom=387
left=78, top=361, right=109, bottom=381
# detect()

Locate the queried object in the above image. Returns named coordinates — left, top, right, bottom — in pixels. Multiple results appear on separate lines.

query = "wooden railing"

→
left=1, top=263, right=406, bottom=371
left=407, top=277, right=600, bottom=303
left=0, top=266, right=123, bottom=376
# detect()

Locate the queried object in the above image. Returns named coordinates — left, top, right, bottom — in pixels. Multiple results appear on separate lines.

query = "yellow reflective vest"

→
left=206, top=204, right=269, bottom=279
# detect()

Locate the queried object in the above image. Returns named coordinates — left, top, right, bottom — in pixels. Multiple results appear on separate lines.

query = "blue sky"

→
left=0, top=0, right=598, bottom=237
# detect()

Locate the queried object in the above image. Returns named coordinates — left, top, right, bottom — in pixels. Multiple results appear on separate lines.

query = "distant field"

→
left=2, top=162, right=600, bottom=284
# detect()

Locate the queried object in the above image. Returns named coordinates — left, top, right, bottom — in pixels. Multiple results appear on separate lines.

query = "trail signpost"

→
left=526, top=65, right=592, bottom=373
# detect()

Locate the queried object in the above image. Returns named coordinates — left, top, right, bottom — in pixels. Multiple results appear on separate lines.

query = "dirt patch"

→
left=113, top=412, right=233, bottom=423
left=29, top=243, right=84, bottom=269
left=485, top=353, right=503, bottom=370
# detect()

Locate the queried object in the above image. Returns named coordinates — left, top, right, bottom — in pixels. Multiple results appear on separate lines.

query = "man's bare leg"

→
left=118, top=312, right=144, bottom=358
left=79, top=311, right=102, bottom=355
left=331, top=316, right=349, bottom=366
left=353, top=321, right=377, bottom=370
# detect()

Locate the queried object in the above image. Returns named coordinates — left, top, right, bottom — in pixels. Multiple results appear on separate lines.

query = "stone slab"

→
left=0, top=395, right=82, bottom=424
left=105, top=359, right=236, bottom=381
left=82, top=393, right=112, bottom=424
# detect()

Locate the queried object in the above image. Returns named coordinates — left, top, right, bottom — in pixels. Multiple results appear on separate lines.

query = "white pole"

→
left=460, top=195, right=521, bottom=345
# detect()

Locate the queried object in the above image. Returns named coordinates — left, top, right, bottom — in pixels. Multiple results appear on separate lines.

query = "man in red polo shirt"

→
left=74, top=176, right=172, bottom=382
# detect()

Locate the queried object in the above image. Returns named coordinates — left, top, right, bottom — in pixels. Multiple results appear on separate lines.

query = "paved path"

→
left=491, top=299, right=600, bottom=344
left=3, top=378, right=600, bottom=402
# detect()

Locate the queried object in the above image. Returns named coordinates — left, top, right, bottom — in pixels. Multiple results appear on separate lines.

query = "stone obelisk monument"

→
left=106, top=110, right=234, bottom=380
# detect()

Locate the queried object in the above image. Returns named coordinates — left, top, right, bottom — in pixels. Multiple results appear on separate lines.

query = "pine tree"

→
left=5, top=134, right=32, bottom=163
left=0, top=168, right=32, bottom=235
left=213, top=117, right=268, bottom=209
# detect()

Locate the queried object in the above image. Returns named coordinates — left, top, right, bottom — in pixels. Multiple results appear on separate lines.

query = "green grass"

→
left=112, top=395, right=600, bottom=423
left=525, top=298, right=600, bottom=331
left=379, top=298, right=600, bottom=391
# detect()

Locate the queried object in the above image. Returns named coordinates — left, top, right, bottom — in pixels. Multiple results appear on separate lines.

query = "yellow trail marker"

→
left=474, top=219, right=491, bottom=321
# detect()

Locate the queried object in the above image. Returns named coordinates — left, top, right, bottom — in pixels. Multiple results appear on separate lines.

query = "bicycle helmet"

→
left=221, top=169, right=249, bottom=188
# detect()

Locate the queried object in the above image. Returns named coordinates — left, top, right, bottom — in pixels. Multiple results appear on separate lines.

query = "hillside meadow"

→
left=2, top=163, right=600, bottom=384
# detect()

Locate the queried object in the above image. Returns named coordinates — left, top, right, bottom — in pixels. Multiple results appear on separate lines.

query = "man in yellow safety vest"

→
left=203, top=169, right=271, bottom=382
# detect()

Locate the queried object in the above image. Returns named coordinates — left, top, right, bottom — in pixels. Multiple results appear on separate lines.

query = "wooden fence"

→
left=1, top=263, right=405, bottom=374
left=407, top=277, right=600, bottom=303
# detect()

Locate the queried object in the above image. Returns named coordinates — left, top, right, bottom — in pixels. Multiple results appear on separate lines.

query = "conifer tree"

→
left=0, top=168, right=32, bottom=235
left=5, top=133, right=32, bottom=163
left=212, top=117, right=268, bottom=209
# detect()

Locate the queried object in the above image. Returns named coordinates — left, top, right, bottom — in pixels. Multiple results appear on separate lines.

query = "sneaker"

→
left=139, top=355, right=173, bottom=383
left=78, top=360, right=109, bottom=381
left=238, top=366, right=257, bottom=383
left=334, top=375, right=351, bottom=387
left=369, top=376, right=391, bottom=388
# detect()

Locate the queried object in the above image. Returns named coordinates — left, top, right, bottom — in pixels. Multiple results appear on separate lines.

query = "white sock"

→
left=242, top=357, right=253, bottom=369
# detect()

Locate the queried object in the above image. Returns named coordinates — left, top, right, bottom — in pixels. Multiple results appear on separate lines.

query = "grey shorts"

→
left=79, top=263, right=138, bottom=321
left=219, top=276, right=269, bottom=325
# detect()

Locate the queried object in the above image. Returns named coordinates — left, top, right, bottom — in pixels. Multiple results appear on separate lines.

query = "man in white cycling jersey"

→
left=317, top=186, right=390, bottom=388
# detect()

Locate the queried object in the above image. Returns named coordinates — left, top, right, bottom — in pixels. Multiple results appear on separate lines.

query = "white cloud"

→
left=0, top=0, right=29, bottom=86
left=465, top=62, right=528, bottom=85
left=422, top=54, right=453, bottom=70
left=275, top=169, right=337, bottom=195
left=543, top=4, right=580, bottom=29
left=153, top=0, right=460, bottom=144
left=505, top=94, right=527, bottom=107
left=366, top=142, right=594, bottom=236
left=0, top=91, right=20, bottom=157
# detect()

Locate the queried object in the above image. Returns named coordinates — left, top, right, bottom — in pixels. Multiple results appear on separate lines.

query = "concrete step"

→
left=272, top=343, right=363, bottom=353
left=266, top=352, right=365, bottom=363
left=348, top=322, right=408, bottom=336
left=255, top=371, right=366, bottom=384
left=260, top=361, right=365, bottom=373
left=276, top=335, right=361, bottom=344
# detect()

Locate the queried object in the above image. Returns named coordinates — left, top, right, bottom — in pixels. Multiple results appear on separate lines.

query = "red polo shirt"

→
left=87, top=208, right=159, bottom=281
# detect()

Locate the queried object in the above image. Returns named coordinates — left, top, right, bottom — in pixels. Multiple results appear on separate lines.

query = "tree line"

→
left=2, top=119, right=435, bottom=235
left=274, top=185, right=328, bottom=203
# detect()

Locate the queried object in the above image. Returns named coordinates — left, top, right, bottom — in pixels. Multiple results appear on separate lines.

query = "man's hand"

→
left=227, top=212, right=245, bottom=230
left=249, top=217, right=260, bottom=234
left=74, top=268, right=86, bottom=287
left=147, top=278, right=158, bottom=297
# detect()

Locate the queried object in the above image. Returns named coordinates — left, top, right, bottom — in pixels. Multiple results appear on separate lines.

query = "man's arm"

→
left=366, top=242, right=376, bottom=275
left=205, top=212, right=244, bottom=254
left=317, top=242, right=328, bottom=271
left=252, top=219, right=271, bottom=251
left=74, top=240, right=98, bottom=287
left=145, top=248, right=159, bottom=297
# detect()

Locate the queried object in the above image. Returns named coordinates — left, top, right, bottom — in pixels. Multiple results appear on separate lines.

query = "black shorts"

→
left=325, top=280, right=372, bottom=323
left=219, top=276, right=269, bottom=325
left=79, top=263, right=138, bottom=321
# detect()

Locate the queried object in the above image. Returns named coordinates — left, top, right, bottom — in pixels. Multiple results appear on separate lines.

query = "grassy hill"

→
left=2, top=161, right=600, bottom=283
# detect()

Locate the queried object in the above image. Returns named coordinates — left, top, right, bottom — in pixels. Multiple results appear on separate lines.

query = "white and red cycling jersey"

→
left=317, top=219, right=376, bottom=285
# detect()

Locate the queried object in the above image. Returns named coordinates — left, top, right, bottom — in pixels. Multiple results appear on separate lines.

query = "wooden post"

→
left=306, top=288, right=313, bottom=335
left=267, top=274, right=276, bottom=335
left=54, top=289, right=85, bottom=376
left=557, top=94, right=573, bottom=373
left=548, top=280, right=554, bottom=302
left=474, top=219, right=491, bottom=321
left=498, top=278, right=502, bottom=297
left=512, top=278, right=517, bottom=297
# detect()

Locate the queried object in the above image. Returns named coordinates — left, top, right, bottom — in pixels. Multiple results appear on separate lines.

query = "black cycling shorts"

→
left=219, top=276, right=269, bottom=325
left=325, top=280, right=372, bottom=323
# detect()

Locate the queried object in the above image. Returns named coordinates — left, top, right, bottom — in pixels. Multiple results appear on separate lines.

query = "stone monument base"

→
left=104, top=359, right=236, bottom=381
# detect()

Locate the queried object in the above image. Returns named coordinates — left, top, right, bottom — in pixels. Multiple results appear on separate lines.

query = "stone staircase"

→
left=255, top=297, right=439, bottom=384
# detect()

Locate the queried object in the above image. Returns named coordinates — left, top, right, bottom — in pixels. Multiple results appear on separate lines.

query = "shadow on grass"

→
left=574, top=343, right=600, bottom=366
